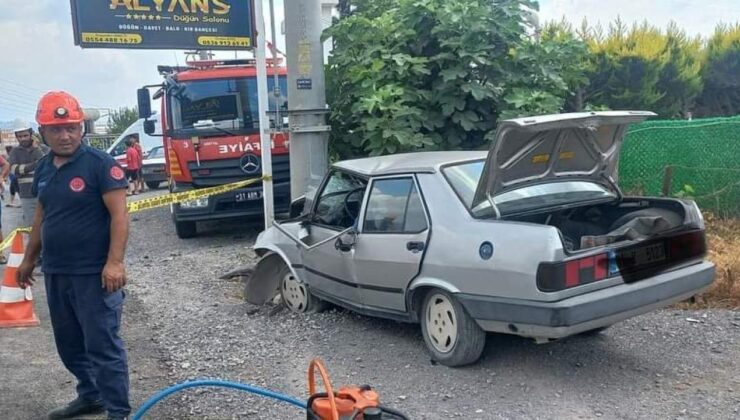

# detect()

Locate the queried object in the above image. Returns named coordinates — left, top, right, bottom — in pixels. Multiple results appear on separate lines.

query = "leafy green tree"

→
left=324, top=0, right=580, bottom=158
left=581, top=21, right=667, bottom=113
left=573, top=20, right=703, bottom=118
left=539, top=20, right=593, bottom=112
left=694, top=24, right=740, bottom=117
left=107, top=107, right=139, bottom=135
left=655, top=23, right=703, bottom=118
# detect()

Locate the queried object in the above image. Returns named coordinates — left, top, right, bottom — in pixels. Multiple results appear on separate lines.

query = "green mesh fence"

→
left=620, top=115, right=740, bottom=217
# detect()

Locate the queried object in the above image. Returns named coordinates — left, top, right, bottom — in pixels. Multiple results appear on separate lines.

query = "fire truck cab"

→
left=137, top=58, right=290, bottom=238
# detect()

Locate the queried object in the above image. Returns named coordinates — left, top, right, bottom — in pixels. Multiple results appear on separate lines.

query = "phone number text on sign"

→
left=81, top=33, right=142, bottom=44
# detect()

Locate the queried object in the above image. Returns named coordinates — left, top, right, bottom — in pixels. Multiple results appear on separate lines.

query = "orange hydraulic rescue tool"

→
left=306, top=359, right=409, bottom=420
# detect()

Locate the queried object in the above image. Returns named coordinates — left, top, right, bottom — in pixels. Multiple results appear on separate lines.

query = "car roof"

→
left=333, top=151, right=487, bottom=176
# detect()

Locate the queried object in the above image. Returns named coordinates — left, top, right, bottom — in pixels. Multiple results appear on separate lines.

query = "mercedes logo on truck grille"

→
left=239, top=153, right=261, bottom=174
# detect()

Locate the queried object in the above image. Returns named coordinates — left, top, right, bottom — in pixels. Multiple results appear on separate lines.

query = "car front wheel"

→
left=420, top=289, right=486, bottom=367
left=279, top=265, right=326, bottom=313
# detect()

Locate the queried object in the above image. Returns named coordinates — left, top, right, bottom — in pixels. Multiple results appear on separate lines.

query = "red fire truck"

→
left=137, top=58, right=290, bottom=238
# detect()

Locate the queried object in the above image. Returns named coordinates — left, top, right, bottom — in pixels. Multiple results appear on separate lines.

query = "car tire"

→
left=146, top=181, right=161, bottom=189
left=174, top=220, right=197, bottom=239
left=278, top=264, right=326, bottom=313
left=420, top=289, right=486, bottom=367
left=578, top=326, right=610, bottom=336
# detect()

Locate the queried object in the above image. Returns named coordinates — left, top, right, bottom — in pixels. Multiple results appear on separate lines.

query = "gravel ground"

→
left=2, top=189, right=740, bottom=419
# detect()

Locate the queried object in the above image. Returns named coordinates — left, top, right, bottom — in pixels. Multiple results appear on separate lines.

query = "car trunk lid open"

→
left=472, top=111, right=656, bottom=214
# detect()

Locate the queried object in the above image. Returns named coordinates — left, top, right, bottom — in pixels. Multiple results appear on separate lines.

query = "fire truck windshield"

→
left=168, top=75, right=287, bottom=138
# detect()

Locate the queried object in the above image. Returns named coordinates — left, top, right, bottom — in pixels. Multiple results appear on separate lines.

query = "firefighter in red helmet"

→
left=17, top=91, right=131, bottom=420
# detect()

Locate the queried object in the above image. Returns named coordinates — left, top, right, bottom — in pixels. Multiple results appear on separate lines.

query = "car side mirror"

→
left=290, top=196, right=306, bottom=219
left=334, top=229, right=357, bottom=252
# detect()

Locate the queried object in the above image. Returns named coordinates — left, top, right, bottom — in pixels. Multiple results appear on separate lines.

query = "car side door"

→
left=300, top=170, right=367, bottom=306
left=349, top=176, right=430, bottom=314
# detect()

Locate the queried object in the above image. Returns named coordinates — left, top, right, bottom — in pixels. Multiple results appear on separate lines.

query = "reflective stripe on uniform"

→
left=17, top=177, right=33, bottom=184
left=0, top=286, right=33, bottom=303
left=18, top=164, right=26, bottom=174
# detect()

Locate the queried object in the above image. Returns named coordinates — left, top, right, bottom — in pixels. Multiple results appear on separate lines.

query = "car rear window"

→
left=443, top=161, right=615, bottom=215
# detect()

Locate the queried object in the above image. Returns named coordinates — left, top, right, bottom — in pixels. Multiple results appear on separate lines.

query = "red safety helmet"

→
left=36, top=91, right=85, bottom=126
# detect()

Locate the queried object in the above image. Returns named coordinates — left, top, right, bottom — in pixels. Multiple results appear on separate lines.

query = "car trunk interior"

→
left=504, top=198, right=688, bottom=252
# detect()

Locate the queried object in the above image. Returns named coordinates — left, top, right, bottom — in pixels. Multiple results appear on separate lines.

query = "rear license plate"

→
left=235, top=191, right=262, bottom=202
left=609, top=242, right=666, bottom=275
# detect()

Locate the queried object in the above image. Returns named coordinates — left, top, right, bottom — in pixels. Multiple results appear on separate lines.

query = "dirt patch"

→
left=684, top=215, right=740, bottom=309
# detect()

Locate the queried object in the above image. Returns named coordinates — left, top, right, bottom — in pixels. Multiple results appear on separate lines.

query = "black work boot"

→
left=47, top=397, right=105, bottom=419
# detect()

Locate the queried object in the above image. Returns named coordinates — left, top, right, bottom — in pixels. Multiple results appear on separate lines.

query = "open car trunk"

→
left=504, top=197, right=689, bottom=252
left=471, top=111, right=656, bottom=217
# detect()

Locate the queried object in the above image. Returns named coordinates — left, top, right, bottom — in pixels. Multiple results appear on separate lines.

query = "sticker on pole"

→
left=70, top=0, right=254, bottom=50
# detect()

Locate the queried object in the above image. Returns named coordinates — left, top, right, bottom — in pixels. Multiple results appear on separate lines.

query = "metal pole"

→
left=254, top=0, right=275, bottom=229
left=269, top=0, right=281, bottom=132
left=285, top=0, right=331, bottom=202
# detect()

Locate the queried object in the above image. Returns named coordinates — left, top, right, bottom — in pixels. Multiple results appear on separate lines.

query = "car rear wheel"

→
left=420, top=290, right=486, bottom=367
left=278, top=265, right=326, bottom=313
left=146, top=181, right=161, bottom=189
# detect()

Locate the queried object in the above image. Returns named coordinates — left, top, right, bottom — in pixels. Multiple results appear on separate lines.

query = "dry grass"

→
left=684, top=214, right=740, bottom=309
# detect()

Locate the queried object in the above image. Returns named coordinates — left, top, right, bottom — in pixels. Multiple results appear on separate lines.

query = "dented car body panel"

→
left=253, top=112, right=715, bottom=340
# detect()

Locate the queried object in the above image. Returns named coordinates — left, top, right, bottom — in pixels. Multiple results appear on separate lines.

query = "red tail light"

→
left=539, top=253, right=610, bottom=292
left=537, top=230, right=707, bottom=292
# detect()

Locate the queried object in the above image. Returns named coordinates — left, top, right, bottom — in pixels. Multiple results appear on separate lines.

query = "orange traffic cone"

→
left=0, top=232, right=40, bottom=328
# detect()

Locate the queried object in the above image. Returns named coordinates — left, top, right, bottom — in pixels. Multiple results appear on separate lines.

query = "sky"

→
left=0, top=0, right=738, bottom=126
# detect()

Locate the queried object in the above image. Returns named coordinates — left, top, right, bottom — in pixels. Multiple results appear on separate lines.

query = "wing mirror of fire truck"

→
left=137, top=88, right=152, bottom=119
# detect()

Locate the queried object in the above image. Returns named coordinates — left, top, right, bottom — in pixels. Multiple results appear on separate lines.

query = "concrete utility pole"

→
left=285, top=0, right=332, bottom=201
left=254, top=0, right=275, bottom=228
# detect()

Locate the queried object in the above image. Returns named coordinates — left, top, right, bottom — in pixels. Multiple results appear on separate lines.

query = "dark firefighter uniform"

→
left=33, top=144, right=131, bottom=417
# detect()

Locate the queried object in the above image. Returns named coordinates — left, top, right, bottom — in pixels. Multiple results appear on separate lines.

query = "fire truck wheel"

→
left=278, top=264, right=326, bottom=313
left=175, top=220, right=197, bottom=239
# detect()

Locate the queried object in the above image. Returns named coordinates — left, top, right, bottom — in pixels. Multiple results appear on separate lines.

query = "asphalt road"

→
left=1, top=189, right=739, bottom=419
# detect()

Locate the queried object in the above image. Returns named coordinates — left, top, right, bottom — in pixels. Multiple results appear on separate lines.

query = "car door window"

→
left=147, top=147, right=164, bottom=159
left=111, top=137, right=131, bottom=156
left=313, top=171, right=367, bottom=229
left=363, top=178, right=428, bottom=233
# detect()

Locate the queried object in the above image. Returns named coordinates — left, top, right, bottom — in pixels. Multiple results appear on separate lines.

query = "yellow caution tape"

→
left=0, top=227, right=32, bottom=253
left=127, top=177, right=263, bottom=213
left=0, top=177, right=265, bottom=252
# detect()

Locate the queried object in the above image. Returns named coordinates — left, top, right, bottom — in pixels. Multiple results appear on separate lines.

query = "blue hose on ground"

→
left=132, top=379, right=307, bottom=420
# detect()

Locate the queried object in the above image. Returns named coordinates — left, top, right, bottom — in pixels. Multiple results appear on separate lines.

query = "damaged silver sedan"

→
left=247, top=111, right=715, bottom=366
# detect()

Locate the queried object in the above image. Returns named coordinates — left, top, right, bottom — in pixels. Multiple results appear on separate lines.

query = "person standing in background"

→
left=132, top=135, right=145, bottom=192
left=124, top=138, right=141, bottom=195
left=0, top=153, right=11, bottom=264
left=9, top=126, right=46, bottom=224
left=4, top=146, right=22, bottom=208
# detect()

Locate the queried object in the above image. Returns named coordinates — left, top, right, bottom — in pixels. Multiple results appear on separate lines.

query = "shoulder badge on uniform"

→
left=110, top=166, right=125, bottom=181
